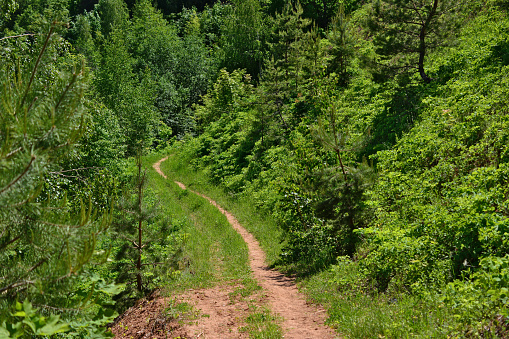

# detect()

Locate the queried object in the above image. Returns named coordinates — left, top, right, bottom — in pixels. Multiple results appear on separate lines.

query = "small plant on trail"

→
left=239, top=307, right=283, bottom=338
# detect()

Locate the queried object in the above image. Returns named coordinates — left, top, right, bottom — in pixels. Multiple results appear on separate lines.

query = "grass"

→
left=239, top=308, right=283, bottom=339
left=144, top=153, right=253, bottom=289
left=299, top=261, right=458, bottom=338
left=164, top=299, right=198, bottom=322
left=229, top=279, right=262, bottom=300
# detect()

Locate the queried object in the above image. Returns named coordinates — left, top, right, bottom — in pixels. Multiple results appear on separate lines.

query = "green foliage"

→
left=325, top=4, right=354, bottom=85
left=0, top=0, right=19, bottom=31
left=220, top=0, right=269, bottom=79
left=67, top=9, right=101, bottom=66
left=302, top=257, right=455, bottom=338
left=444, top=255, right=509, bottom=337
left=95, top=0, right=129, bottom=38
left=268, top=0, right=361, bottom=28
left=193, top=68, right=258, bottom=189
left=0, top=0, right=70, bottom=34
left=0, top=277, right=121, bottom=338
left=188, top=0, right=373, bottom=274
left=191, top=2, right=229, bottom=47
left=0, top=24, right=115, bottom=337
left=1, top=300, right=70, bottom=338
left=95, top=22, right=159, bottom=155
left=359, top=7, right=509, bottom=294
left=166, top=2, right=509, bottom=336
left=5, top=0, right=509, bottom=337
left=90, top=0, right=218, bottom=139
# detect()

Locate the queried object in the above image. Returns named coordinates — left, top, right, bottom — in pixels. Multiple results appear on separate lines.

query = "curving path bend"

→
left=153, top=157, right=338, bottom=339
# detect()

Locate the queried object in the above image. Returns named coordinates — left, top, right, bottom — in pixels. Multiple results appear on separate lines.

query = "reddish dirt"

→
left=174, top=283, right=260, bottom=338
left=110, top=291, right=188, bottom=339
left=112, top=157, right=338, bottom=339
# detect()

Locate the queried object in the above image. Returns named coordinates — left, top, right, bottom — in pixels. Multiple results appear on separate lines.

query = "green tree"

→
left=0, top=0, right=70, bottom=34
left=0, top=24, right=116, bottom=337
left=221, top=0, right=269, bottom=79
left=367, top=0, right=466, bottom=82
left=96, top=0, right=129, bottom=38
left=95, top=24, right=159, bottom=155
left=134, top=0, right=215, bottom=137
left=68, top=9, right=102, bottom=67
left=270, top=0, right=312, bottom=80
left=326, top=4, right=354, bottom=86
left=111, top=156, right=178, bottom=311
left=255, top=0, right=317, bottom=140
left=312, top=99, right=373, bottom=257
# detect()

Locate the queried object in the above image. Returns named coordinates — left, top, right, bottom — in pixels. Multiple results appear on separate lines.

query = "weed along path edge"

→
left=153, top=156, right=338, bottom=339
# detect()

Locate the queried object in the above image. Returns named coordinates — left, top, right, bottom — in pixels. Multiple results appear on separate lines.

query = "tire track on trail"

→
left=153, top=157, right=338, bottom=339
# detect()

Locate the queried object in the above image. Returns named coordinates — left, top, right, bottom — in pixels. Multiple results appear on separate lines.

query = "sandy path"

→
left=153, top=157, right=338, bottom=339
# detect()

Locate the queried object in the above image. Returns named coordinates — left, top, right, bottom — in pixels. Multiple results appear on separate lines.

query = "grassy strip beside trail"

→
left=300, top=267, right=455, bottom=338
left=158, top=150, right=283, bottom=267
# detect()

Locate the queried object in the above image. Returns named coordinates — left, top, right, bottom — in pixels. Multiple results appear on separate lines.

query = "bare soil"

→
left=110, top=291, right=188, bottom=339
left=174, top=283, right=261, bottom=338
left=111, top=157, right=338, bottom=338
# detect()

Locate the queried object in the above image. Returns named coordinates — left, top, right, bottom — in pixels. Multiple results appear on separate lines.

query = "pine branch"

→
left=23, top=95, right=38, bottom=120
left=0, top=33, right=37, bottom=41
left=0, top=235, right=21, bottom=251
left=29, top=258, right=48, bottom=272
left=55, top=272, right=72, bottom=282
left=117, top=233, right=133, bottom=242
left=5, top=147, right=22, bottom=160
left=0, top=155, right=35, bottom=196
left=21, top=25, right=54, bottom=109
left=7, top=188, right=41, bottom=207
left=0, top=279, right=36, bottom=294
left=54, top=70, right=79, bottom=113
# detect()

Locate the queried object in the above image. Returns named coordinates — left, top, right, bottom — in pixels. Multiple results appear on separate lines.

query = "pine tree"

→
left=256, top=0, right=313, bottom=141
left=270, top=0, right=312, bottom=85
left=111, top=155, right=176, bottom=310
left=326, top=4, right=354, bottom=86
left=311, top=82, right=373, bottom=256
left=367, top=0, right=466, bottom=82
left=0, top=23, right=114, bottom=335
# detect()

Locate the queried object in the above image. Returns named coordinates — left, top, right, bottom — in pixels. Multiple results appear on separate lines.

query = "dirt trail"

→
left=149, top=156, right=337, bottom=338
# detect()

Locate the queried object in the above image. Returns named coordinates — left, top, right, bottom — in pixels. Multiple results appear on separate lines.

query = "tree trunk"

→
left=418, top=0, right=439, bottom=83
left=136, top=159, right=144, bottom=292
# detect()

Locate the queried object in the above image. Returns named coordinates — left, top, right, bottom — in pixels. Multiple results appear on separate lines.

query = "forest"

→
left=1, top=0, right=509, bottom=337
